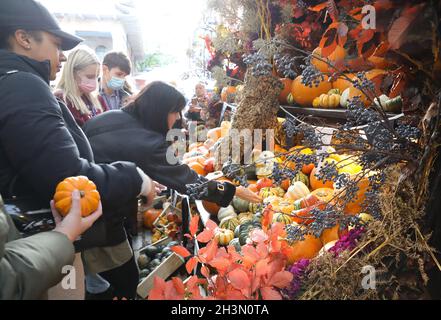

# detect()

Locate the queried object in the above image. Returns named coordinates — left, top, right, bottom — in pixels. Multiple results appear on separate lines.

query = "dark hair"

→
left=103, top=51, right=131, bottom=75
left=0, top=28, right=43, bottom=50
left=124, top=81, right=186, bottom=135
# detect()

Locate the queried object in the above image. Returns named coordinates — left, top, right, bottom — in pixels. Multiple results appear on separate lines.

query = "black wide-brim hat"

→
left=0, top=0, right=83, bottom=50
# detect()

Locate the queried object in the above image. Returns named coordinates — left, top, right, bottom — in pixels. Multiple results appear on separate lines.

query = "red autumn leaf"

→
left=372, top=41, right=390, bottom=57
left=261, top=208, right=274, bottom=230
left=228, top=268, right=251, bottom=290
left=148, top=276, right=166, bottom=300
left=164, top=280, right=183, bottom=300
left=196, top=229, right=214, bottom=243
left=242, top=245, right=260, bottom=266
left=201, top=265, right=210, bottom=278
left=252, top=275, right=262, bottom=293
left=206, top=219, right=218, bottom=231
left=171, top=245, right=191, bottom=258
left=268, top=258, right=286, bottom=279
left=269, top=271, right=294, bottom=289
left=260, top=287, right=283, bottom=300
left=374, top=0, right=394, bottom=11
left=308, top=2, right=327, bottom=12
left=388, top=4, right=424, bottom=50
left=256, top=258, right=270, bottom=277
left=226, top=288, right=248, bottom=300
left=172, top=277, right=186, bottom=295
left=189, top=214, right=200, bottom=237
left=186, top=256, right=198, bottom=274
left=348, top=7, right=363, bottom=20
left=209, top=257, right=231, bottom=275
left=203, top=238, right=219, bottom=263
left=256, top=242, right=269, bottom=259
left=250, top=228, right=268, bottom=243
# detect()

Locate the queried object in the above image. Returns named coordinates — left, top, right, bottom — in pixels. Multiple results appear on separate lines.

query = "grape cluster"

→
left=301, top=65, right=324, bottom=88
left=274, top=53, right=298, bottom=79
left=282, top=118, right=301, bottom=139
left=242, top=53, right=272, bottom=77
left=396, top=123, right=421, bottom=140
left=353, top=72, right=375, bottom=93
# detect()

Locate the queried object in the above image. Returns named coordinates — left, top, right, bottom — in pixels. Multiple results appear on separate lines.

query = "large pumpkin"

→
left=310, top=167, right=334, bottom=190
left=291, top=75, right=333, bottom=107
left=279, top=78, right=293, bottom=104
left=283, top=234, right=323, bottom=265
left=332, top=73, right=355, bottom=92
left=310, top=45, right=347, bottom=73
left=53, top=176, right=100, bottom=217
left=320, top=224, right=347, bottom=245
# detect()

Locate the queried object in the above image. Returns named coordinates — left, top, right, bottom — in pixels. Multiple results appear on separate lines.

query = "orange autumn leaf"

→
left=196, top=229, right=215, bottom=243
left=172, top=277, right=186, bottom=295
left=228, top=268, right=251, bottom=290
left=256, top=258, right=270, bottom=277
left=148, top=276, right=166, bottom=300
left=308, top=2, right=327, bottom=12
left=209, top=257, right=231, bottom=275
left=201, top=265, right=210, bottom=278
left=260, top=287, right=283, bottom=300
left=171, top=245, right=191, bottom=258
left=189, top=214, right=200, bottom=238
left=269, top=271, right=294, bottom=289
left=256, top=242, right=269, bottom=259
left=206, top=219, right=218, bottom=231
left=186, top=256, right=198, bottom=274
left=250, top=228, right=268, bottom=243
left=164, top=280, right=184, bottom=300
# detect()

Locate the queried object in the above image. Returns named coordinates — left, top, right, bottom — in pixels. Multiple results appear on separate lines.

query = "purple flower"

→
left=283, top=259, right=311, bottom=299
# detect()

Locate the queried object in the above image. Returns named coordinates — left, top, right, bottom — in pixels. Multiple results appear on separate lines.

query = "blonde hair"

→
left=57, top=46, right=102, bottom=115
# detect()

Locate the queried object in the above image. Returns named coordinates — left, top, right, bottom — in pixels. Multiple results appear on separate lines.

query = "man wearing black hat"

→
left=0, top=0, right=156, bottom=299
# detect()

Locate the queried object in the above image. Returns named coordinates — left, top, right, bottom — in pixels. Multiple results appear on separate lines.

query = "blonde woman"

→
left=56, top=47, right=106, bottom=127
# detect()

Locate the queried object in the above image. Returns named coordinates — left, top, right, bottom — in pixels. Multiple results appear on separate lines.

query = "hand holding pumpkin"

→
left=51, top=190, right=103, bottom=242
left=235, top=186, right=263, bottom=203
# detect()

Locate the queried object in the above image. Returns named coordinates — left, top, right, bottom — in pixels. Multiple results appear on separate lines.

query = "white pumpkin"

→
left=284, top=181, right=310, bottom=201
left=217, top=205, right=237, bottom=221
left=255, top=151, right=275, bottom=177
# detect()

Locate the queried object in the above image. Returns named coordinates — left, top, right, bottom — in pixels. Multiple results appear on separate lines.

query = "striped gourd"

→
left=270, top=187, right=286, bottom=197
left=285, top=181, right=310, bottom=201
left=238, top=212, right=253, bottom=224
left=215, top=229, right=235, bottom=246
left=272, top=212, right=293, bottom=225
left=219, top=217, right=240, bottom=231
left=249, top=202, right=262, bottom=214
left=292, top=172, right=310, bottom=188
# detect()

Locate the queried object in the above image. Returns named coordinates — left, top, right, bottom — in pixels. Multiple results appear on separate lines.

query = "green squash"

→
left=244, top=164, right=257, bottom=180
left=232, top=197, right=250, bottom=213
left=219, top=217, right=240, bottom=231
left=292, top=172, right=310, bottom=188
left=229, top=238, right=242, bottom=252
left=272, top=212, right=293, bottom=225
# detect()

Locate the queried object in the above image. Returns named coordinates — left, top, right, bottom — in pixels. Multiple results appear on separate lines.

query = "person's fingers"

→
left=83, top=202, right=103, bottom=227
left=50, top=200, right=63, bottom=225
left=69, top=190, right=82, bottom=216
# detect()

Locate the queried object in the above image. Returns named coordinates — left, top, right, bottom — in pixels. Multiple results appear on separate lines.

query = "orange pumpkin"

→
left=320, top=224, right=347, bottom=245
left=342, top=176, right=370, bottom=215
left=278, top=78, right=293, bottom=104
left=310, top=168, right=334, bottom=190
left=291, top=75, right=333, bottom=107
left=202, top=200, right=221, bottom=216
left=143, top=208, right=161, bottom=229
left=280, top=179, right=291, bottom=191
left=188, top=162, right=207, bottom=176
left=311, top=46, right=347, bottom=73
left=332, top=73, right=355, bottom=92
left=221, top=86, right=237, bottom=102
left=284, top=234, right=323, bottom=265
left=53, top=176, right=100, bottom=217
left=289, top=146, right=316, bottom=174
left=311, top=188, right=334, bottom=203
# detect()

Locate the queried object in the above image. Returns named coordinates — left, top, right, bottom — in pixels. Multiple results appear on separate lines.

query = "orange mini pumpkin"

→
left=143, top=208, right=162, bottom=229
left=54, top=176, right=100, bottom=217
left=310, top=168, right=334, bottom=190
left=311, top=45, right=347, bottom=73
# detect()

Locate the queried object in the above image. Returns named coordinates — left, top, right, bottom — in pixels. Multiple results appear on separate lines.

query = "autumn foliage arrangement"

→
left=149, top=214, right=294, bottom=300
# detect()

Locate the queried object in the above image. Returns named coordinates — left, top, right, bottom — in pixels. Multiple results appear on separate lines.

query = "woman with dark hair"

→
left=84, top=81, right=260, bottom=202
left=82, top=81, right=260, bottom=299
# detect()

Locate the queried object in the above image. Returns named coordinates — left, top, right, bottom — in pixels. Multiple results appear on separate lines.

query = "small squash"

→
left=53, top=176, right=100, bottom=217
left=272, top=212, right=293, bottom=225
left=232, top=197, right=250, bottom=213
left=217, top=205, right=237, bottom=221
left=215, top=228, right=235, bottom=246
left=315, top=93, right=341, bottom=109
left=291, top=172, right=310, bottom=188
left=219, top=217, right=240, bottom=231
left=143, top=208, right=162, bottom=229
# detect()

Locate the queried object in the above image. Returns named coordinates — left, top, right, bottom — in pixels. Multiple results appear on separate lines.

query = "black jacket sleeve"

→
left=137, top=140, right=235, bottom=207
left=0, top=72, right=142, bottom=209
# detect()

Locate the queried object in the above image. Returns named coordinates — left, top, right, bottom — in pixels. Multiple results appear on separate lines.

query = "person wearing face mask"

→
left=55, top=47, right=105, bottom=127
left=98, top=51, right=132, bottom=111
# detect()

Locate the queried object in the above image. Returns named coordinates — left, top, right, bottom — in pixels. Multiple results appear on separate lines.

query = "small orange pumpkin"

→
left=311, top=45, right=347, bottom=73
left=143, top=208, right=162, bottom=229
left=53, top=176, right=100, bottom=217
left=283, top=234, right=323, bottom=265
left=310, top=168, right=334, bottom=190
left=188, top=162, right=207, bottom=176
left=291, top=75, right=333, bottom=107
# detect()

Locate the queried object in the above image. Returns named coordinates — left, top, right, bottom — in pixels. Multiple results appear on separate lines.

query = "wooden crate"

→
left=137, top=252, right=185, bottom=299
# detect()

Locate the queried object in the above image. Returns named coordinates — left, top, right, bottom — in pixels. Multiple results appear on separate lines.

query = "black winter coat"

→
left=0, top=50, right=142, bottom=248
left=83, top=109, right=235, bottom=206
